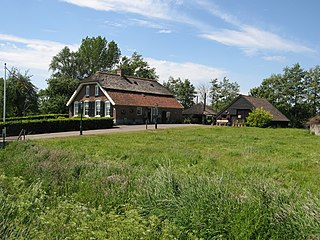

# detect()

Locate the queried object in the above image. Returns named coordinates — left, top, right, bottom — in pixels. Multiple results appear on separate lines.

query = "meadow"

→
left=1, top=126, right=320, bottom=239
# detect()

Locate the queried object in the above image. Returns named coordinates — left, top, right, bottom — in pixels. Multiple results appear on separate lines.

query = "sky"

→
left=0, top=0, right=319, bottom=94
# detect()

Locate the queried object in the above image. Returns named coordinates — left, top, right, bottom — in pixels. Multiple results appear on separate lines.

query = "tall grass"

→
left=0, top=126, right=320, bottom=239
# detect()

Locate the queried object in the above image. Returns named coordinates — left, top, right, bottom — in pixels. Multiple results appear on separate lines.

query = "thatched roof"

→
left=242, top=96, right=289, bottom=122
left=308, top=116, right=320, bottom=125
left=182, top=103, right=216, bottom=115
left=84, top=72, right=173, bottom=96
left=217, top=95, right=289, bottom=122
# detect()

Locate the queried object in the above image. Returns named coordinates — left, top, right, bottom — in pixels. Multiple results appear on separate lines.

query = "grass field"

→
left=1, top=126, right=320, bottom=239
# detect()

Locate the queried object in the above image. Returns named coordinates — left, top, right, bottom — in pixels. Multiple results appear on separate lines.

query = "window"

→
left=85, top=85, right=90, bottom=97
left=166, top=111, right=171, bottom=119
left=95, top=100, right=101, bottom=117
left=137, top=107, right=142, bottom=115
left=84, top=101, right=89, bottom=117
left=105, top=101, right=111, bottom=117
left=74, top=101, right=79, bottom=116
left=151, top=107, right=158, bottom=122
left=95, top=85, right=99, bottom=96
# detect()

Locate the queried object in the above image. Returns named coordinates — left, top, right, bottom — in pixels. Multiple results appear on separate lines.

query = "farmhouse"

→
left=66, top=70, right=183, bottom=124
left=308, top=116, right=320, bottom=135
left=216, top=95, right=289, bottom=127
left=182, top=103, right=216, bottom=124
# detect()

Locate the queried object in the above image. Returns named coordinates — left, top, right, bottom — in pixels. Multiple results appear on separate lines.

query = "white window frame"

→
left=85, top=85, right=90, bottom=97
left=84, top=100, right=89, bottom=117
left=105, top=101, right=111, bottom=117
left=95, top=85, right=99, bottom=96
left=151, top=107, right=158, bottom=122
left=137, top=107, right=142, bottom=115
left=166, top=111, right=171, bottom=121
left=74, top=101, right=79, bottom=116
left=95, top=100, right=101, bottom=117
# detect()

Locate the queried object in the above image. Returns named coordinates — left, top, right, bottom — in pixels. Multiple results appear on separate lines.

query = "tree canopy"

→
left=118, top=52, right=158, bottom=79
left=163, top=77, right=196, bottom=108
left=209, top=77, right=240, bottom=111
left=0, top=68, right=38, bottom=117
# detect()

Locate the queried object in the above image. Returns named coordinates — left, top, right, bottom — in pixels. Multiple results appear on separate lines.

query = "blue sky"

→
left=0, top=0, right=319, bottom=94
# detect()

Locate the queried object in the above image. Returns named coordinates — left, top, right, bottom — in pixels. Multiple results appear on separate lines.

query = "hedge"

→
left=1, top=114, right=69, bottom=122
left=0, top=117, right=114, bottom=136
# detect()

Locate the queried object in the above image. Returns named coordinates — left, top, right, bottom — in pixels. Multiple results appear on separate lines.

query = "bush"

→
left=183, top=117, right=192, bottom=124
left=1, top=114, right=69, bottom=122
left=246, top=108, right=273, bottom=128
left=0, top=117, right=114, bottom=136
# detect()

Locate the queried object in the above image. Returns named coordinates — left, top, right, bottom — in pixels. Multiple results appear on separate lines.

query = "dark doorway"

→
left=161, top=111, right=167, bottom=123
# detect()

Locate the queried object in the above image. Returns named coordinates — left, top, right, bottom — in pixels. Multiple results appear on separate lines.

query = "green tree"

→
left=0, top=68, right=38, bottom=117
left=119, top=52, right=158, bottom=79
left=49, top=46, right=78, bottom=79
left=77, top=36, right=121, bottom=79
left=163, top=77, right=196, bottom=108
left=305, top=65, right=320, bottom=116
left=39, top=77, right=79, bottom=114
left=246, top=107, right=273, bottom=128
left=209, top=77, right=240, bottom=111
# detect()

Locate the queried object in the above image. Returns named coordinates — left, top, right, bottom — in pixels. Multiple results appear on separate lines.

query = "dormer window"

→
left=85, top=85, right=90, bottom=97
left=95, top=84, right=99, bottom=96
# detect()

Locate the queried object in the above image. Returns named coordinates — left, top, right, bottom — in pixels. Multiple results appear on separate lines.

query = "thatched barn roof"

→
left=308, top=116, right=320, bottom=125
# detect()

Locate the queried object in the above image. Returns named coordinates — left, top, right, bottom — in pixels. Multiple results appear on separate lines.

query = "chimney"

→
left=116, top=69, right=123, bottom=76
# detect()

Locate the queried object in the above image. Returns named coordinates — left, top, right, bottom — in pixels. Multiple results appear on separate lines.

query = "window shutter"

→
left=101, top=101, right=105, bottom=116
left=89, top=101, right=95, bottom=117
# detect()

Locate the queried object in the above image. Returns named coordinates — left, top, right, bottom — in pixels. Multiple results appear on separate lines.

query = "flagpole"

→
left=3, top=63, right=6, bottom=123
left=3, top=63, right=6, bottom=148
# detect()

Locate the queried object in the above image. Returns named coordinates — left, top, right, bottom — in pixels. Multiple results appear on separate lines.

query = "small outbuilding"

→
left=308, top=116, right=320, bottom=135
left=216, top=95, right=289, bottom=127
left=182, top=103, right=216, bottom=124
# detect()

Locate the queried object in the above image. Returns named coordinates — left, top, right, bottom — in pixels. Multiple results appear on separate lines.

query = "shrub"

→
left=183, top=117, right=192, bottom=124
left=2, top=114, right=69, bottom=122
left=0, top=117, right=114, bottom=136
left=246, top=107, right=273, bottom=128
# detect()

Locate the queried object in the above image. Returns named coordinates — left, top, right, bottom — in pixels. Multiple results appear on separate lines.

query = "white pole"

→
left=3, top=63, right=6, bottom=123
left=2, top=63, right=6, bottom=147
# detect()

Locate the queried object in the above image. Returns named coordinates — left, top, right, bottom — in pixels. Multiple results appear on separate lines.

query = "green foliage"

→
left=0, top=68, right=39, bottom=117
left=39, top=76, right=79, bottom=114
left=163, top=76, right=196, bottom=108
left=246, top=107, right=273, bottom=128
left=1, top=114, right=68, bottom=122
left=210, top=77, right=240, bottom=111
left=0, top=117, right=113, bottom=136
left=77, top=37, right=121, bottom=79
left=250, top=63, right=320, bottom=127
left=1, top=127, right=320, bottom=239
left=119, top=52, right=158, bottom=79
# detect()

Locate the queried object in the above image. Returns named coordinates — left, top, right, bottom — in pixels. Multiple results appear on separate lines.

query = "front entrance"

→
left=161, top=111, right=167, bottom=123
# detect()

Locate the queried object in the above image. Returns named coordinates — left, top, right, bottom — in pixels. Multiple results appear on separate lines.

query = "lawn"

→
left=1, top=126, right=320, bottom=239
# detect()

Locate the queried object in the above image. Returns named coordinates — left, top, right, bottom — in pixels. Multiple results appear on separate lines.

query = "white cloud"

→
left=201, top=25, right=313, bottom=54
left=61, top=0, right=175, bottom=20
left=146, top=58, right=227, bottom=85
left=0, top=34, right=78, bottom=88
left=263, top=55, right=287, bottom=62
left=196, top=1, right=313, bottom=55
left=158, top=29, right=172, bottom=34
